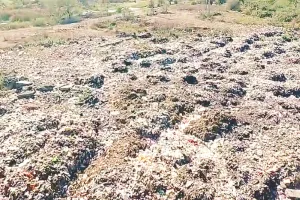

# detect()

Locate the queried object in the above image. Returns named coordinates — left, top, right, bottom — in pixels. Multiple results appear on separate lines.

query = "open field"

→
left=1, top=1, right=300, bottom=199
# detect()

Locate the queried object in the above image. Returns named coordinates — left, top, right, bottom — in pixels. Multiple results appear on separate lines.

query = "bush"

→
left=242, top=0, right=299, bottom=24
left=227, top=0, right=241, bottom=11
left=33, top=18, right=47, bottom=27
left=116, top=7, right=123, bottom=13
left=0, top=13, right=11, bottom=22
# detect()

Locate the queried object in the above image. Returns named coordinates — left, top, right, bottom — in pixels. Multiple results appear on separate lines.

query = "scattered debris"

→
left=0, top=27, right=299, bottom=200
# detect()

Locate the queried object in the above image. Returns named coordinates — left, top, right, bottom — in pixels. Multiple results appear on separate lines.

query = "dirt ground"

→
left=0, top=5, right=300, bottom=200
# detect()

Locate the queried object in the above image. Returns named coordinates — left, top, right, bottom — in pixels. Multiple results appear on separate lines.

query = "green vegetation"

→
left=0, top=0, right=98, bottom=29
left=241, top=0, right=299, bottom=24
left=0, top=0, right=299, bottom=31
left=0, top=13, right=10, bottom=21
left=0, top=72, right=4, bottom=90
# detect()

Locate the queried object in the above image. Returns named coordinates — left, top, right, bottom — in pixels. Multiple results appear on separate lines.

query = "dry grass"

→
left=69, top=134, right=146, bottom=196
left=0, top=8, right=52, bottom=30
left=184, top=111, right=237, bottom=141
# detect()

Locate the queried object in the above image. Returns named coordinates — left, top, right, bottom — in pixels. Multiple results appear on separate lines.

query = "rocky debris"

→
left=36, top=117, right=60, bottom=131
left=86, top=75, right=105, bottom=88
left=128, top=74, right=138, bottom=80
left=274, top=46, right=286, bottom=54
left=263, top=50, right=275, bottom=58
left=183, top=75, right=198, bottom=85
left=159, top=57, right=176, bottom=66
left=251, top=33, right=260, bottom=41
left=234, top=70, right=248, bottom=75
left=75, top=75, right=105, bottom=88
left=240, top=43, right=250, bottom=52
left=273, top=87, right=300, bottom=98
left=116, top=32, right=133, bottom=38
left=177, top=56, right=188, bottom=63
left=77, top=90, right=100, bottom=106
left=0, top=106, right=7, bottom=116
left=3, top=76, right=18, bottom=89
left=224, top=49, right=232, bottom=57
left=15, top=80, right=33, bottom=89
left=286, top=189, right=300, bottom=198
left=211, top=39, right=226, bottom=47
left=151, top=37, right=169, bottom=44
left=196, top=99, right=211, bottom=107
left=137, top=32, right=152, bottom=39
left=225, top=84, right=247, bottom=97
left=262, top=30, right=281, bottom=37
left=140, top=60, right=151, bottom=68
left=147, top=74, right=170, bottom=84
left=123, top=59, right=132, bottom=66
left=17, top=91, right=35, bottom=99
left=1, top=27, right=300, bottom=200
left=270, top=73, right=287, bottom=82
left=59, top=85, right=73, bottom=92
left=113, top=65, right=128, bottom=73
left=184, top=111, right=237, bottom=141
left=245, top=38, right=254, bottom=44
left=37, top=85, right=54, bottom=92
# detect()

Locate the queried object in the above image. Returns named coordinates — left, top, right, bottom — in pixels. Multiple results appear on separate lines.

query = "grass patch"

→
left=38, top=37, right=66, bottom=47
left=0, top=21, right=32, bottom=30
left=32, top=17, right=47, bottom=27
left=92, top=19, right=147, bottom=33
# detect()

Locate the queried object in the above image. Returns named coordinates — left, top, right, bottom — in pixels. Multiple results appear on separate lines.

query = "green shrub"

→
left=242, top=0, right=299, bottom=23
left=109, top=22, right=116, bottom=29
left=227, top=0, right=241, bottom=11
left=116, top=7, right=123, bottom=13
left=0, top=13, right=11, bottom=22
left=33, top=17, right=47, bottom=27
